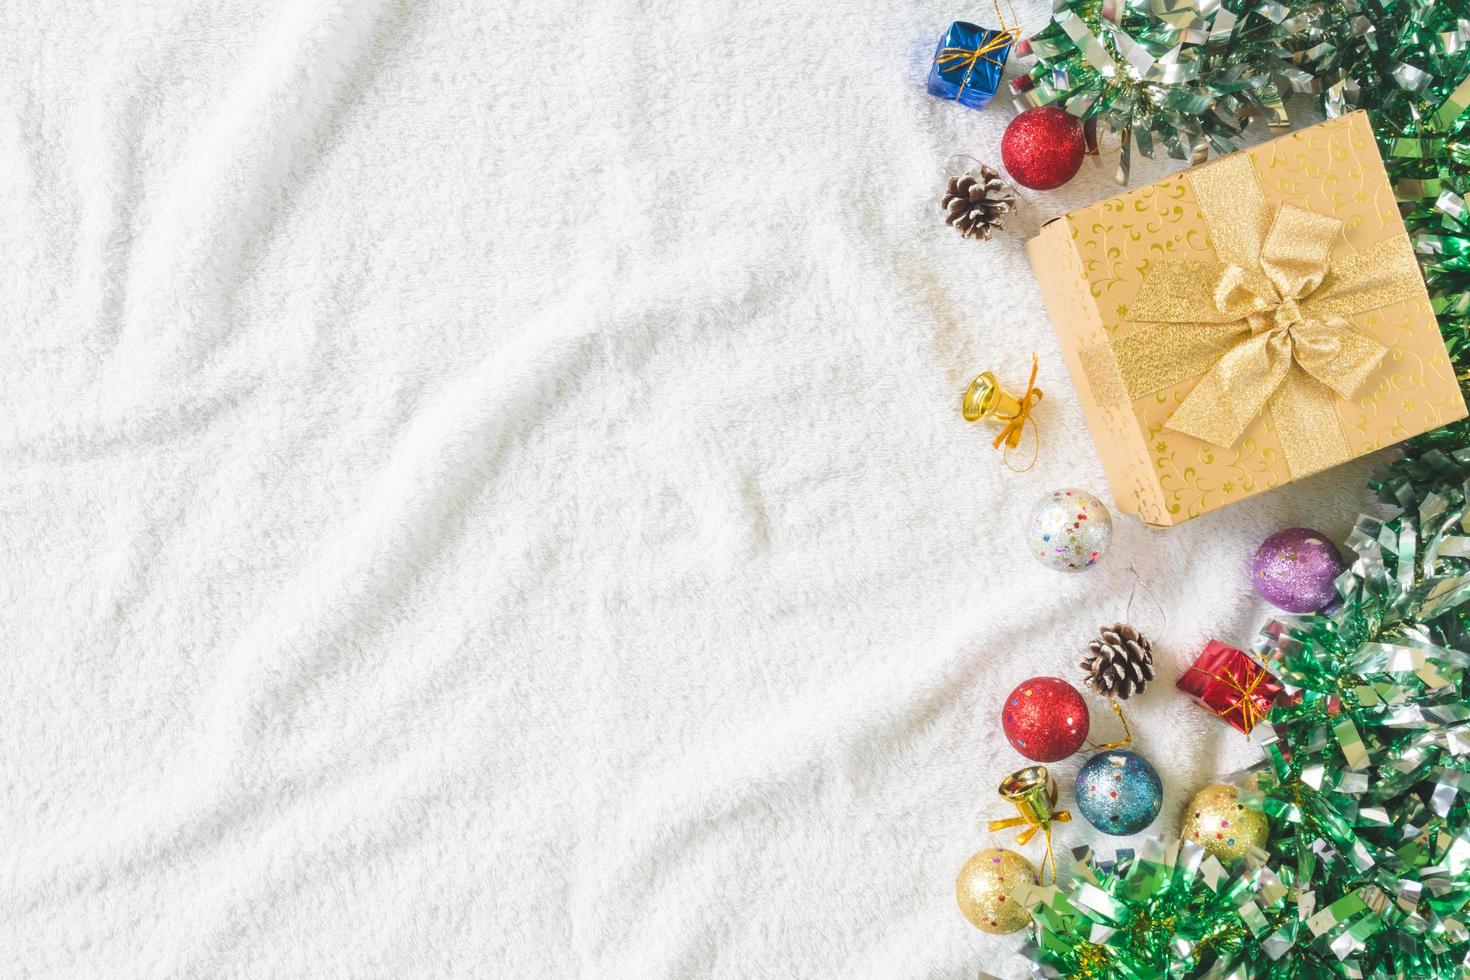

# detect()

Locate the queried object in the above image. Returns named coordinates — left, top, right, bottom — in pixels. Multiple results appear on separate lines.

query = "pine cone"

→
left=1080, top=623, right=1155, bottom=700
left=942, top=165, right=1016, bottom=241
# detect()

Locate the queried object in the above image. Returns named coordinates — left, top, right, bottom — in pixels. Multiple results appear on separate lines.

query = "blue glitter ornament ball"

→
left=1074, top=750, right=1163, bottom=836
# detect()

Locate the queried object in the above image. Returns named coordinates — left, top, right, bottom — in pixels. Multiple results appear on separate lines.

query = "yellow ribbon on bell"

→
left=1092, top=152, right=1424, bottom=477
left=963, top=354, right=1044, bottom=472
left=986, top=765, right=1071, bottom=883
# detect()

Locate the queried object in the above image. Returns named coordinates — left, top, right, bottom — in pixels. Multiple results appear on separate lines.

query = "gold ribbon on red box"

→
left=1177, top=639, right=1284, bottom=737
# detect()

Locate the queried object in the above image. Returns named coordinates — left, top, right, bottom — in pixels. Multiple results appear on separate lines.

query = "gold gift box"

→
left=1027, top=111, right=1466, bottom=526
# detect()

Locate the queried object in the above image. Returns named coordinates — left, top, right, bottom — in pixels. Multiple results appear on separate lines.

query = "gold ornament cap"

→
left=1181, top=783, right=1269, bottom=863
left=955, top=847, right=1037, bottom=934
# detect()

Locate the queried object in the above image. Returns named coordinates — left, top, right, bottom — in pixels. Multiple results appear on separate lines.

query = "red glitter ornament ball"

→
left=1001, top=676, right=1090, bottom=762
left=1000, top=107, right=1086, bottom=191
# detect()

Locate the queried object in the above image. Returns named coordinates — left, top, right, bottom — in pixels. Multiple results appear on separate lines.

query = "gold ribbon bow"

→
left=1099, top=152, right=1424, bottom=477
left=986, top=766, right=1071, bottom=883
left=993, top=354, right=1043, bottom=454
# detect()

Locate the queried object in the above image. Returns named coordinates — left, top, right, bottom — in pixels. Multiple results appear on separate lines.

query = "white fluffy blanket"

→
left=1, top=1, right=1378, bottom=976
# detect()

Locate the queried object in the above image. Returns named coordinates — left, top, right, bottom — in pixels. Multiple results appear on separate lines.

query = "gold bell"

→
left=998, top=766, right=1058, bottom=825
left=961, top=355, right=1044, bottom=471
left=987, top=764, right=1071, bottom=882
left=962, top=372, right=1026, bottom=424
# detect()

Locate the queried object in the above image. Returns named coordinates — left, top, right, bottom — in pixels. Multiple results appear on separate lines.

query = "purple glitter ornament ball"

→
left=1251, top=527, right=1345, bottom=613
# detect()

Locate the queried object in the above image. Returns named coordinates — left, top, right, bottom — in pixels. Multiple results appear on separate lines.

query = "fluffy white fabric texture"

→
left=1, top=1, right=1380, bottom=977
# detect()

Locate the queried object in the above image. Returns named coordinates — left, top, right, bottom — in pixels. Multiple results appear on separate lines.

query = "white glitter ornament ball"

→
left=1028, top=488, right=1112, bottom=572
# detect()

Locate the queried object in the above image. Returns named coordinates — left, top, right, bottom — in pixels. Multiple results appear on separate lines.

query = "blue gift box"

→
left=926, top=21, right=1014, bottom=110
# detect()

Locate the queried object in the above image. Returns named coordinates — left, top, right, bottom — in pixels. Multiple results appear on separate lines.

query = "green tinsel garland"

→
left=1000, top=1, right=1470, bottom=977
left=1363, top=0, right=1470, bottom=510
left=1012, top=0, right=1315, bottom=180
left=1026, top=493, right=1470, bottom=977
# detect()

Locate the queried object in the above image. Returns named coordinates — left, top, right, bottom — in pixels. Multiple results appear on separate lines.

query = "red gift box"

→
left=1176, top=640, right=1283, bottom=736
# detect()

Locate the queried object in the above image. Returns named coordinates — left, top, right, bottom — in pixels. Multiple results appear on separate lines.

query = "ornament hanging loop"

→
left=963, top=353, right=1043, bottom=472
left=1123, top=565, right=1167, bottom=640
left=1086, top=698, right=1133, bottom=751
left=986, top=765, right=1071, bottom=883
left=990, top=0, right=1021, bottom=40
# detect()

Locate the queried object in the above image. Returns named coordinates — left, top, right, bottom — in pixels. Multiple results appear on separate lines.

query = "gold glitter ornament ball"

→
left=955, top=847, right=1037, bottom=934
left=1181, top=783, right=1269, bottom=863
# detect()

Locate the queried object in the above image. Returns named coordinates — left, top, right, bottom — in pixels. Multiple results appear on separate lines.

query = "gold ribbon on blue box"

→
left=926, top=20, right=1018, bottom=111
left=1086, top=148, right=1425, bottom=478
